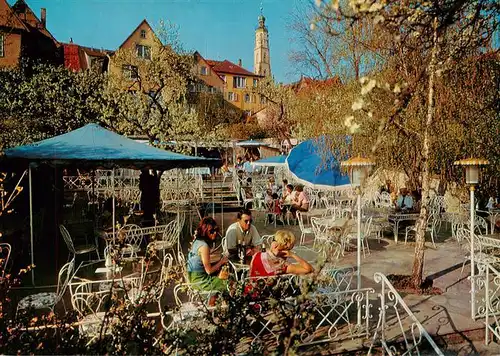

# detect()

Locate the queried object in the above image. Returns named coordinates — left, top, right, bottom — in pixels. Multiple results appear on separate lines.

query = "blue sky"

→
left=13, top=0, right=307, bottom=83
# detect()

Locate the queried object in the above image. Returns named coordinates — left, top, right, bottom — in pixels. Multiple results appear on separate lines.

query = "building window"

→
left=228, top=92, right=235, bottom=101
left=0, top=35, right=3, bottom=57
left=200, top=66, right=207, bottom=75
left=140, top=29, right=147, bottom=39
left=251, top=94, right=256, bottom=103
left=260, top=95, right=266, bottom=104
left=244, top=93, right=250, bottom=103
left=253, top=79, right=258, bottom=87
left=136, top=45, right=151, bottom=60
left=233, top=76, right=246, bottom=89
left=122, top=65, right=138, bottom=80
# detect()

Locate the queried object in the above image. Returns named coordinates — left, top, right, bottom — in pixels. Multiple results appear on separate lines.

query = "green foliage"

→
left=0, top=61, right=106, bottom=149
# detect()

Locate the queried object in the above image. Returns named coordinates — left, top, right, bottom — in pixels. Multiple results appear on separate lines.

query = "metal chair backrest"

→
left=297, top=211, right=306, bottom=232
left=0, top=243, right=12, bottom=278
left=118, top=224, right=143, bottom=248
left=379, top=192, right=392, bottom=208
left=56, top=258, right=75, bottom=304
left=310, top=217, right=327, bottom=239
left=318, top=265, right=355, bottom=293
left=260, top=234, right=274, bottom=248
left=363, top=216, right=373, bottom=237
left=158, top=253, right=174, bottom=290
left=59, top=225, right=76, bottom=255
left=161, top=218, right=181, bottom=247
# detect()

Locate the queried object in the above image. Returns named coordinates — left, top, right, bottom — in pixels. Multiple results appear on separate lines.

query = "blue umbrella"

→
left=252, top=155, right=287, bottom=167
left=286, top=138, right=351, bottom=190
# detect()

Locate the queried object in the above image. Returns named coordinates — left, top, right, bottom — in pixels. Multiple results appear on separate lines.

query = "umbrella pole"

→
left=221, top=176, right=224, bottom=233
left=29, top=164, right=35, bottom=285
left=112, top=169, right=115, bottom=243
left=211, top=167, right=215, bottom=219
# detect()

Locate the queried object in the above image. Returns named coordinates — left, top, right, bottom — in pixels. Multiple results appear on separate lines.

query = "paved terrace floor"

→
left=219, top=211, right=499, bottom=354
left=10, top=209, right=500, bottom=354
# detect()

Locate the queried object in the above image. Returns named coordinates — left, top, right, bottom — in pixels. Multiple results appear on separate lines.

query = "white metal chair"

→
left=459, top=228, right=500, bottom=275
left=297, top=211, right=314, bottom=245
left=240, top=187, right=253, bottom=209
left=147, top=214, right=185, bottom=257
left=71, top=276, right=143, bottom=344
left=264, top=200, right=284, bottom=227
left=0, top=243, right=12, bottom=279
left=346, top=217, right=373, bottom=257
left=60, top=225, right=100, bottom=260
left=116, top=224, right=143, bottom=258
left=17, top=258, right=75, bottom=316
left=404, top=213, right=438, bottom=248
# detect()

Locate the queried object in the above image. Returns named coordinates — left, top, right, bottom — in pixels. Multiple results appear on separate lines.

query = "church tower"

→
left=254, top=9, right=271, bottom=77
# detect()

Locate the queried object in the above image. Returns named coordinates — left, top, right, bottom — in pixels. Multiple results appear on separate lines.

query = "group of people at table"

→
left=261, top=179, right=310, bottom=221
left=186, top=209, right=313, bottom=294
left=186, top=181, right=420, bottom=295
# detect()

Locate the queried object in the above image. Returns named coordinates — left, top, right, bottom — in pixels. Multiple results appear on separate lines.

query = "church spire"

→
left=254, top=5, right=271, bottom=77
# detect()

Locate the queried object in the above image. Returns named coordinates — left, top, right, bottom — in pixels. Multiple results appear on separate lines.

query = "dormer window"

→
left=200, top=66, right=208, bottom=75
left=0, top=35, right=4, bottom=57
left=140, top=30, right=146, bottom=39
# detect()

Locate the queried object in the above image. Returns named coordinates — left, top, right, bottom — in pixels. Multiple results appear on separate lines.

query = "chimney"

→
left=238, top=59, right=242, bottom=67
left=40, top=8, right=46, bottom=28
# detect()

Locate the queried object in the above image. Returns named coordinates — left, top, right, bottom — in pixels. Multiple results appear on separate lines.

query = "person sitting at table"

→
left=291, top=185, right=310, bottom=215
left=235, top=156, right=244, bottom=171
left=264, top=189, right=273, bottom=207
left=282, top=184, right=295, bottom=204
left=395, top=187, right=414, bottom=212
left=225, top=209, right=261, bottom=260
left=250, top=230, right=313, bottom=277
left=268, top=177, right=278, bottom=195
left=380, top=179, right=393, bottom=194
left=187, top=217, right=228, bottom=292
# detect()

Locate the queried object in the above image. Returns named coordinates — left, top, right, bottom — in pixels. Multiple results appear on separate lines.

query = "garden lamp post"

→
left=454, top=158, right=488, bottom=320
left=341, top=157, right=375, bottom=324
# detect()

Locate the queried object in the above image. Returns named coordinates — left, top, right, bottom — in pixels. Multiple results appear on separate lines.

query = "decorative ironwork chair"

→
left=17, top=258, right=75, bottom=316
left=59, top=225, right=100, bottom=261
left=0, top=243, right=11, bottom=279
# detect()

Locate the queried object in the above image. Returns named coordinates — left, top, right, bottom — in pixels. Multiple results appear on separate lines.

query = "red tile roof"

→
left=0, top=0, right=29, bottom=31
left=288, top=76, right=342, bottom=93
left=206, top=59, right=261, bottom=77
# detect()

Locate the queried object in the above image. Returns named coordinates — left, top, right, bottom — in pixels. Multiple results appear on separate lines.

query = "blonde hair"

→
left=274, top=230, right=296, bottom=250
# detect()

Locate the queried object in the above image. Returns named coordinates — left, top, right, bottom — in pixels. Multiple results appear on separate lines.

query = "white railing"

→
left=368, top=273, right=444, bottom=356
left=63, top=169, right=204, bottom=205
left=482, top=262, right=500, bottom=345
left=299, top=288, right=374, bottom=345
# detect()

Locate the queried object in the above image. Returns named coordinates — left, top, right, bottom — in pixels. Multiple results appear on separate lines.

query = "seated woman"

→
left=290, top=185, right=310, bottom=218
left=187, top=217, right=229, bottom=292
left=250, top=230, right=313, bottom=278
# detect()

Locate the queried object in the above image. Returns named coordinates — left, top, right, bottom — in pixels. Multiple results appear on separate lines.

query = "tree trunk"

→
left=412, top=17, right=439, bottom=289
